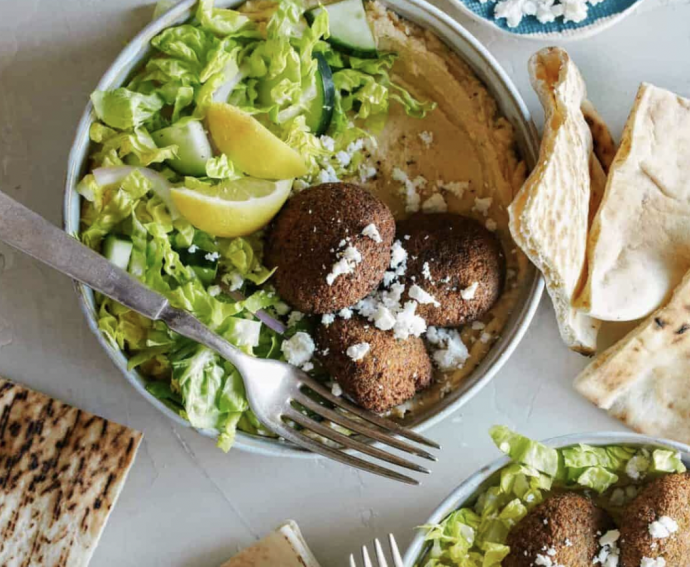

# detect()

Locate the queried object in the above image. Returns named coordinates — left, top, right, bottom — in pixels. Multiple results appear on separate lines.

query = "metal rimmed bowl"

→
left=403, top=431, right=690, bottom=566
left=63, top=0, right=543, bottom=457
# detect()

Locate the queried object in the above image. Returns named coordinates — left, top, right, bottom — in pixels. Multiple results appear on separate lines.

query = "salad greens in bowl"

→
left=404, top=429, right=690, bottom=567
left=64, top=0, right=541, bottom=456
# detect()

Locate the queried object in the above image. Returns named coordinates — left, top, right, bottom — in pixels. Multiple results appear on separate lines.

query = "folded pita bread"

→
left=576, top=83, right=690, bottom=321
left=0, top=377, right=142, bottom=566
left=220, top=520, right=321, bottom=567
left=509, top=47, right=601, bottom=354
left=581, top=100, right=617, bottom=174
left=575, top=268, right=690, bottom=443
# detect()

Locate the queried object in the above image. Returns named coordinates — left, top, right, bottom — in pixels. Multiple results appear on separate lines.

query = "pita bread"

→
left=0, top=377, right=142, bottom=566
left=575, top=268, right=690, bottom=443
left=576, top=83, right=690, bottom=321
left=581, top=100, right=617, bottom=174
left=220, top=521, right=321, bottom=567
left=509, top=47, right=601, bottom=354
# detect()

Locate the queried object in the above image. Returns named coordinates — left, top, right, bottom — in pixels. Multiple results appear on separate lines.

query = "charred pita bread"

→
left=0, top=377, right=142, bottom=566
left=220, top=520, right=321, bottom=567
left=509, top=47, right=601, bottom=354
left=576, top=84, right=690, bottom=322
left=575, top=269, right=690, bottom=444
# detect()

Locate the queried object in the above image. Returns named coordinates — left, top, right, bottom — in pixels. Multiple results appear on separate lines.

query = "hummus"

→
left=356, top=4, right=531, bottom=417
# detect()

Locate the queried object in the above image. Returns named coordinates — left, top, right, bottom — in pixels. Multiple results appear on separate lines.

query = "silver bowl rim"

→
left=63, top=0, right=544, bottom=458
left=403, top=431, right=690, bottom=566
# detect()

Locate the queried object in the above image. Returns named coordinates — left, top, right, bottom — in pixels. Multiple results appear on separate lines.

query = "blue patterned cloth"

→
left=461, top=0, right=642, bottom=36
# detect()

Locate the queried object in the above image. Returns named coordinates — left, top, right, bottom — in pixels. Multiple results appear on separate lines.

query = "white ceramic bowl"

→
left=403, top=432, right=690, bottom=566
left=63, top=0, right=543, bottom=457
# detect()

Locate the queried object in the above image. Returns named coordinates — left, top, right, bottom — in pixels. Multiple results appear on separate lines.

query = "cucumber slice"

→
left=305, top=53, right=335, bottom=136
left=306, top=0, right=377, bottom=58
left=103, top=235, right=133, bottom=271
left=152, top=119, right=213, bottom=177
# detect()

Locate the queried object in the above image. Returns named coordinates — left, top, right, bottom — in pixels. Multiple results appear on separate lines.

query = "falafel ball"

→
left=619, top=473, right=690, bottom=567
left=504, top=493, right=614, bottom=567
left=396, top=213, right=505, bottom=327
left=265, top=183, right=395, bottom=314
left=316, top=316, right=432, bottom=412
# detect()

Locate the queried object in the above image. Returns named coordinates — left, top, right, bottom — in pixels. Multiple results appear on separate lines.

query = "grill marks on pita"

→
left=0, top=378, right=142, bottom=566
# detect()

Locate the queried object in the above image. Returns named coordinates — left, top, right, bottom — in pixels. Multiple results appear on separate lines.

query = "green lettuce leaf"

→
left=196, top=0, right=251, bottom=36
left=652, top=449, right=687, bottom=473
left=490, top=425, right=559, bottom=477
left=91, top=88, right=164, bottom=130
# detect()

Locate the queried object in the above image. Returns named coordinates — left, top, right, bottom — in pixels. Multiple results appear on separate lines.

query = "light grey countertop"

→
left=1, top=0, right=689, bottom=564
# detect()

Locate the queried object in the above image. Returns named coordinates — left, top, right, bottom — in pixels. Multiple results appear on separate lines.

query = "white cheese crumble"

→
left=418, top=131, right=434, bottom=148
left=461, top=281, right=480, bottom=300
left=223, top=270, right=244, bottom=291
left=316, top=165, right=339, bottom=184
left=188, top=244, right=199, bottom=253
left=439, top=179, right=469, bottom=199
left=321, top=313, right=336, bottom=327
left=422, top=193, right=448, bottom=213
left=480, top=332, right=492, bottom=344
left=392, top=167, right=427, bottom=213
left=473, top=197, right=493, bottom=216
left=207, top=285, right=222, bottom=297
left=649, top=516, right=679, bottom=539
left=320, top=135, right=335, bottom=152
left=359, top=165, right=378, bottom=182
left=492, top=0, right=593, bottom=28
left=390, top=240, right=408, bottom=269
left=593, top=529, right=620, bottom=567
left=373, top=305, right=397, bottom=331
left=362, top=223, right=382, bottom=243
left=331, top=381, right=343, bottom=397
left=205, top=251, right=221, bottom=262
left=486, top=218, right=498, bottom=232
left=339, top=308, right=353, bottom=320
left=393, top=301, right=427, bottom=339
left=409, top=284, right=441, bottom=307
left=335, top=150, right=351, bottom=167
left=281, top=332, right=315, bottom=368
left=347, top=342, right=371, bottom=361
left=326, top=245, right=363, bottom=285
left=422, top=262, right=433, bottom=281
left=471, top=321, right=486, bottom=330
left=640, top=559, right=666, bottom=567
left=626, top=454, right=650, bottom=480
left=287, top=311, right=304, bottom=327
left=426, top=327, right=469, bottom=371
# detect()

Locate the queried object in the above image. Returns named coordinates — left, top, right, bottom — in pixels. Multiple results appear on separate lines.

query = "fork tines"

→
left=279, top=373, right=440, bottom=485
left=351, top=535, right=404, bottom=567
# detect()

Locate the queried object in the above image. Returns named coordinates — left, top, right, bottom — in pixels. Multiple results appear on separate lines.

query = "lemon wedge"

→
left=171, top=178, right=293, bottom=237
left=206, top=103, right=308, bottom=180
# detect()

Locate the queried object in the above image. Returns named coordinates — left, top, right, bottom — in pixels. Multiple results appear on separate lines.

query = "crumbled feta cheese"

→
left=473, top=197, right=493, bottom=216
left=224, top=270, right=244, bottom=291
left=316, top=165, right=339, bottom=184
left=393, top=168, right=427, bottom=213
left=649, top=516, right=679, bottom=539
left=426, top=327, right=469, bottom=371
left=205, top=251, right=221, bottom=262
left=409, top=284, right=440, bottom=307
left=486, top=218, right=498, bottom=232
left=480, top=332, right=492, bottom=344
left=640, top=558, right=666, bottom=567
left=281, top=332, right=315, bottom=367
left=359, top=165, right=378, bottom=182
left=390, top=240, right=408, bottom=269
left=471, top=321, right=486, bottom=331
left=339, top=308, right=353, bottom=320
left=321, top=313, right=336, bottom=326
left=382, top=271, right=398, bottom=287
left=422, top=262, right=433, bottom=281
left=354, top=296, right=378, bottom=318
left=546, top=548, right=557, bottom=557
left=562, top=0, right=588, bottom=22
left=381, top=283, right=405, bottom=308
left=320, top=135, right=336, bottom=152
left=302, top=362, right=314, bottom=372
left=418, top=131, right=434, bottom=148
left=594, top=530, right=620, bottom=567
left=626, top=455, right=650, bottom=480
left=326, top=245, right=363, bottom=285
left=347, top=342, right=370, bottom=361
left=439, top=180, right=469, bottom=199
left=461, top=281, right=480, bottom=300
left=362, top=223, right=383, bottom=243
left=335, top=150, right=351, bottom=167
left=287, top=311, right=304, bottom=327
left=373, top=305, right=397, bottom=331
left=188, top=244, right=199, bottom=253
left=422, top=193, right=448, bottom=213
left=331, top=381, right=343, bottom=397
left=392, top=167, right=408, bottom=183
left=207, top=285, right=222, bottom=297
left=393, top=301, right=427, bottom=339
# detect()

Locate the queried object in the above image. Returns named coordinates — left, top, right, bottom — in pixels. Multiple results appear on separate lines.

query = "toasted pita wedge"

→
left=0, top=378, right=142, bottom=566
left=220, top=521, right=321, bottom=567
left=575, top=269, right=690, bottom=443
left=576, top=84, right=690, bottom=321
left=509, top=47, right=601, bottom=354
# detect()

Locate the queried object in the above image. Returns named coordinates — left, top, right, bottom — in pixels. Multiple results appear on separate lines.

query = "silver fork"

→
left=351, top=535, right=404, bottom=567
left=0, top=190, right=439, bottom=484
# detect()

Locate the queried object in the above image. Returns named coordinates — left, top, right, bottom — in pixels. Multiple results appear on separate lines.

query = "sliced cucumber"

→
left=305, top=53, right=336, bottom=136
left=103, top=235, right=133, bottom=271
left=152, top=119, right=213, bottom=177
left=306, top=0, right=378, bottom=58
